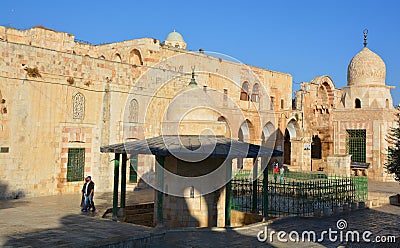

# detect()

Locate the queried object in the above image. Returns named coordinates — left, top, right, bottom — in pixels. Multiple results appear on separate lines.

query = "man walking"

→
left=81, top=176, right=96, bottom=212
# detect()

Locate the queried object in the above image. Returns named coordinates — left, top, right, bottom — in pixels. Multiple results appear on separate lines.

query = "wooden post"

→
left=112, top=153, right=120, bottom=221
left=156, top=156, right=164, bottom=225
left=225, top=158, right=232, bottom=226
left=262, top=157, right=268, bottom=219
left=252, top=157, right=258, bottom=213
left=121, top=153, right=127, bottom=209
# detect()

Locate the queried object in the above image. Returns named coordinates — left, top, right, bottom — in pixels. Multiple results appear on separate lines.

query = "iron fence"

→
left=230, top=170, right=368, bottom=217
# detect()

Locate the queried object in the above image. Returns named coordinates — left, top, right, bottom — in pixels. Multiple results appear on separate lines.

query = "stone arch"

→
left=285, top=119, right=299, bottom=139
left=251, top=83, right=260, bottom=102
left=313, top=76, right=335, bottom=107
left=318, top=86, right=328, bottom=105
left=129, top=49, right=143, bottom=65
left=283, top=119, right=300, bottom=165
left=321, top=81, right=334, bottom=106
left=128, top=99, right=139, bottom=123
left=99, top=55, right=106, bottom=60
left=238, top=119, right=254, bottom=143
left=237, top=119, right=255, bottom=169
left=113, top=53, right=122, bottom=63
left=240, top=81, right=250, bottom=101
left=262, top=122, right=275, bottom=149
left=217, top=116, right=231, bottom=138
left=355, top=98, right=361, bottom=108
left=73, top=92, right=85, bottom=120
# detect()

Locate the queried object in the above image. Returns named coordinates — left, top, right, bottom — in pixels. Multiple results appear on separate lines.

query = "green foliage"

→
left=385, top=106, right=400, bottom=182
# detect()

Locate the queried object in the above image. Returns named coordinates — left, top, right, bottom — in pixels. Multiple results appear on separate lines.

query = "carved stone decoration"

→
left=128, top=99, right=138, bottom=123
left=347, top=47, right=386, bottom=86
left=73, top=92, right=85, bottom=120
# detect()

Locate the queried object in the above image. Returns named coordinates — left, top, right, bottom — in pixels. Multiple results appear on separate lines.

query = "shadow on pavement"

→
left=268, top=207, right=400, bottom=247
left=0, top=181, right=28, bottom=210
left=3, top=213, right=152, bottom=247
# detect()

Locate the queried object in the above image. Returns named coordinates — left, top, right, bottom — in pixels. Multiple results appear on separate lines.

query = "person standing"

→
left=273, top=163, right=279, bottom=182
left=81, top=176, right=95, bottom=212
left=279, top=165, right=285, bottom=183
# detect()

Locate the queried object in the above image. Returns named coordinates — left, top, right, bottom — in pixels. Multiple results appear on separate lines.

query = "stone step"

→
left=125, top=208, right=154, bottom=215
left=125, top=202, right=154, bottom=210
left=125, top=213, right=154, bottom=225
left=366, top=199, right=382, bottom=208
left=368, top=192, right=391, bottom=205
left=125, top=219, right=154, bottom=227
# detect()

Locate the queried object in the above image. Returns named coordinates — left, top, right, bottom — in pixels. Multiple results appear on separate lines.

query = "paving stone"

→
left=1, top=183, right=399, bottom=247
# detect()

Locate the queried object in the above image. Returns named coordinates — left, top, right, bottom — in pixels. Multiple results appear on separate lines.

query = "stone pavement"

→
left=148, top=205, right=400, bottom=247
left=0, top=188, right=159, bottom=247
left=0, top=181, right=399, bottom=247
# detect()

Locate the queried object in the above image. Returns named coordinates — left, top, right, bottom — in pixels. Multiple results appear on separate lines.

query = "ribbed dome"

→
left=347, top=47, right=386, bottom=86
left=165, top=30, right=185, bottom=42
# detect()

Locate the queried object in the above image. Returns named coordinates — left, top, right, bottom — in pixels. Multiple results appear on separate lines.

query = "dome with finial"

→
left=164, top=29, right=187, bottom=49
left=165, top=29, right=185, bottom=42
left=347, top=31, right=386, bottom=86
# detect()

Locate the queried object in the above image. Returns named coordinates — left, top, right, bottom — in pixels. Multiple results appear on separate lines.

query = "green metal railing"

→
left=231, top=170, right=368, bottom=217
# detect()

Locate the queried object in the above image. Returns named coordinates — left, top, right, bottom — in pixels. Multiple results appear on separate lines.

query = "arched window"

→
left=99, top=55, right=105, bottom=60
left=251, top=83, right=260, bottom=102
left=355, top=98, right=361, bottom=108
left=318, top=86, right=328, bottom=106
left=386, top=99, right=390, bottom=108
left=113, top=53, right=122, bottom=62
left=73, top=92, right=85, bottom=120
left=280, top=99, right=285, bottom=109
left=128, top=99, right=139, bottom=123
left=129, top=49, right=143, bottom=65
left=240, top=81, right=250, bottom=101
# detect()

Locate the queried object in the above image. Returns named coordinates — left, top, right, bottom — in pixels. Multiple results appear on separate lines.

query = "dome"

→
left=165, top=30, right=185, bottom=42
left=347, top=47, right=386, bottom=86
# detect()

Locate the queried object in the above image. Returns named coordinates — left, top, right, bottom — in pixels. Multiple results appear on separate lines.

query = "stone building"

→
left=294, top=37, right=396, bottom=181
left=0, top=26, right=396, bottom=198
left=0, top=26, right=293, bottom=198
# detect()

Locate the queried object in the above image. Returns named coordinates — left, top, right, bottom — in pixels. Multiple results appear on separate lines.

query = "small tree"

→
left=386, top=105, right=400, bottom=182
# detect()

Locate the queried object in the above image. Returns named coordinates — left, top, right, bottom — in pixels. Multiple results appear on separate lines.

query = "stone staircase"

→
left=123, top=202, right=154, bottom=227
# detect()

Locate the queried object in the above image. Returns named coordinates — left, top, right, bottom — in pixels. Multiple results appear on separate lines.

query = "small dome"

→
left=165, top=30, right=185, bottom=42
left=347, top=47, right=386, bottom=86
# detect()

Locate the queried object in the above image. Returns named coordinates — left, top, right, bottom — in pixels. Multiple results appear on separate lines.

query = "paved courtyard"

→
left=0, top=182, right=399, bottom=247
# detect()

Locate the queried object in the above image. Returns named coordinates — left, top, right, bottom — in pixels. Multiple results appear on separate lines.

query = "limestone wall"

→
left=0, top=25, right=293, bottom=197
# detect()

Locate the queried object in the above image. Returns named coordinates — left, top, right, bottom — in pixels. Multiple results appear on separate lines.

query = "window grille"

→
left=346, top=129, right=366, bottom=163
left=67, top=148, right=85, bottom=182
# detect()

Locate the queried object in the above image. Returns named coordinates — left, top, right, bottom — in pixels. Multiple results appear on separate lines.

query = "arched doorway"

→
left=284, top=120, right=297, bottom=165
left=311, top=135, right=322, bottom=159
left=284, top=129, right=291, bottom=165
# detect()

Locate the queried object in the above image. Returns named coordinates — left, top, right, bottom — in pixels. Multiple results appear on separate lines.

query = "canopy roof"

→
left=100, top=135, right=282, bottom=158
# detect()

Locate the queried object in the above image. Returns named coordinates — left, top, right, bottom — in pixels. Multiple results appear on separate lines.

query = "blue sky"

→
left=1, top=0, right=400, bottom=104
